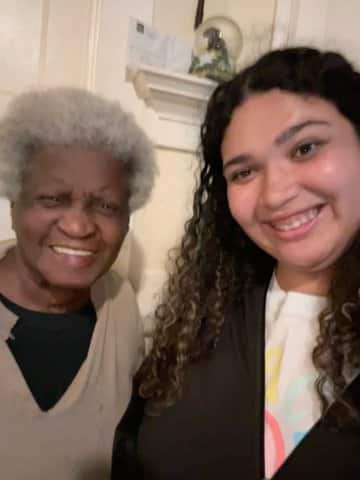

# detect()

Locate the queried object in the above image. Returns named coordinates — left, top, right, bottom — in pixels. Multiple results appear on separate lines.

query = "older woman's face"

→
left=11, top=146, right=130, bottom=291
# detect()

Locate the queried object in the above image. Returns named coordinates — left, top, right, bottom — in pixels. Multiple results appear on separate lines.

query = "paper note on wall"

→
left=127, top=17, right=192, bottom=73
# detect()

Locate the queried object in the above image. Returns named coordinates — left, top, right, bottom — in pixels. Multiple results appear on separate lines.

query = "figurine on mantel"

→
left=189, top=16, right=243, bottom=83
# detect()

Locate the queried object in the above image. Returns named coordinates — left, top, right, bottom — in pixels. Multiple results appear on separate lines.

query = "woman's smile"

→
left=268, top=206, right=321, bottom=232
left=264, top=205, right=324, bottom=243
left=11, top=146, right=130, bottom=291
left=50, top=244, right=97, bottom=269
left=222, top=90, right=360, bottom=287
left=51, top=246, right=95, bottom=256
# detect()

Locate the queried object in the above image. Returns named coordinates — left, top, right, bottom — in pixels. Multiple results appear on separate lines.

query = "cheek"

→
left=315, top=148, right=360, bottom=195
left=336, top=180, right=360, bottom=222
left=341, top=163, right=360, bottom=199
left=12, top=208, right=52, bottom=239
left=315, top=168, right=360, bottom=208
left=100, top=219, right=129, bottom=252
left=227, top=187, right=256, bottom=228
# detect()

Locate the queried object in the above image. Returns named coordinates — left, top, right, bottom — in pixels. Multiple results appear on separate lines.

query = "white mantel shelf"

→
left=126, top=64, right=217, bottom=152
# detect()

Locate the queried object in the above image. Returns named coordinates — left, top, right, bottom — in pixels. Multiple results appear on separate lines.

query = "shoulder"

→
left=92, top=270, right=139, bottom=314
left=92, top=270, right=145, bottom=373
left=0, top=239, right=16, bottom=260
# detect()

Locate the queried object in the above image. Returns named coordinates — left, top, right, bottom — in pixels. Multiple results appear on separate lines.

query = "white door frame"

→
left=272, top=0, right=299, bottom=48
left=272, top=0, right=329, bottom=49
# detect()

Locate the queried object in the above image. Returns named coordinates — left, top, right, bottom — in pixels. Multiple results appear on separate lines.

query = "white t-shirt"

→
left=264, top=275, right=327, bottom=478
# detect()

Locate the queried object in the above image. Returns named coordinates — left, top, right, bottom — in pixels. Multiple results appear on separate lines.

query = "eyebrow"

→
left=274, top=119, right=330, bottom=145
left=223, top=154, right=251, bottom=174
left=223, top=119, right=330, bottom=174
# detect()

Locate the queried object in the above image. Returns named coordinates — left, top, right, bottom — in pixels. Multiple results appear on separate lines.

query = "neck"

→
left=0, top=248, right=90, bottom=313
left=276, top=264, right=332, bottom=296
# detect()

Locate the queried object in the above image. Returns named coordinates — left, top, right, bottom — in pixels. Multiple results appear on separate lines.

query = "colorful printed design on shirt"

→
left=264, top=410, right=285, bottom=474
left=266, top=347, right=283, bottom=404
left=264, top=346, right=317, bottom=478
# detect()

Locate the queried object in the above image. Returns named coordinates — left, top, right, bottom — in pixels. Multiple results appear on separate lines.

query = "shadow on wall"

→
left=123, top=231, right=167, bottom=334
left=0, top=198, right=15, bottom=241
left=126, top=232, right=146, bottom=294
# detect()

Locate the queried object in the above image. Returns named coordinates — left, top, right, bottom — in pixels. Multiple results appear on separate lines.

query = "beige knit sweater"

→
left=0, top=240, right=144, bottom=480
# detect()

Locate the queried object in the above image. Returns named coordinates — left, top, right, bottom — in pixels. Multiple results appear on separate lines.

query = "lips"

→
left=269, top=206, right=321, bottom=232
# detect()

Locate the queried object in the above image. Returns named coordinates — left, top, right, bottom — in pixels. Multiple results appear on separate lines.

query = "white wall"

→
left=274, top=0, right=360, bottom=70
left=154, top=0, right=276, bottom=67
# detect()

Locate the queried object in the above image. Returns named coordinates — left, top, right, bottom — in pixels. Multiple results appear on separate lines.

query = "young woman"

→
left=113, top=47, right=360, bottom=479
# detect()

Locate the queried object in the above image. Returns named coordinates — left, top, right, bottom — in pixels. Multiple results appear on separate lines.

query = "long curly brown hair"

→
left=139, top=47, right=360, bottom=423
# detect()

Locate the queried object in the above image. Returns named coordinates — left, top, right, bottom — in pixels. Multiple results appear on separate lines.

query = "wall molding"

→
left=38, top=0, right=50, bottom=85
left=86, top=0, right=103, bottom=90
left=127, top=64, right=216, bottom=152
left=272, top=0, right=300, bottom=48
left=272, top=0, right=331, bottom=49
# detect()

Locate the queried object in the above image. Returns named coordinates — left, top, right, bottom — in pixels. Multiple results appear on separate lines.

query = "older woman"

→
left=0, top=87, right=156, bottom=479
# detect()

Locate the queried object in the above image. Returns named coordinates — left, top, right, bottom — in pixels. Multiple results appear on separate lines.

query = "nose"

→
left=57, top=205, right=96, bottom=238
left=259, top=164, right=299, bottom=210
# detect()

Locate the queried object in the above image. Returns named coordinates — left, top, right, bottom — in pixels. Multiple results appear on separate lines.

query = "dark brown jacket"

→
left=113, top=280, right=360, bottom=479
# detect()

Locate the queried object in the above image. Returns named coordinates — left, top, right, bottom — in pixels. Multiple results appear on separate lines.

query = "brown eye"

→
left=101, top=203, right=118, bottom=213
left=38, top=195, right=62, bottom=207
left=238, top=169, right=252, bottom=178
left=294, top=142, right=318, bottom=158
left=228, top=168, right=255, bottom=184
left=95, top=200, right=120, bottom=216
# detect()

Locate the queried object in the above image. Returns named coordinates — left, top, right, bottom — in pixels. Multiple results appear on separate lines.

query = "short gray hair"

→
left=0, top=87, right=157, bottom=211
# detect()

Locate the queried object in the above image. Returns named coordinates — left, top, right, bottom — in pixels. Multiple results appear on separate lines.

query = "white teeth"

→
left=52, top=246, right=93, bottom=256
left=273, top=207, right=319, bottom=232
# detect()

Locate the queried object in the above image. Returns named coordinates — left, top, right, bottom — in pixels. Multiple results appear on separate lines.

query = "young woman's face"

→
left=221, top=89, right=360, bottom=291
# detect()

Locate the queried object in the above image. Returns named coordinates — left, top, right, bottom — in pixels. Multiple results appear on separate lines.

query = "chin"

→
left=279, top=246, right=334, bottom=267
left=44, top=273, right=99, bottom=291
left=281, top=255, right=335, bottom=274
